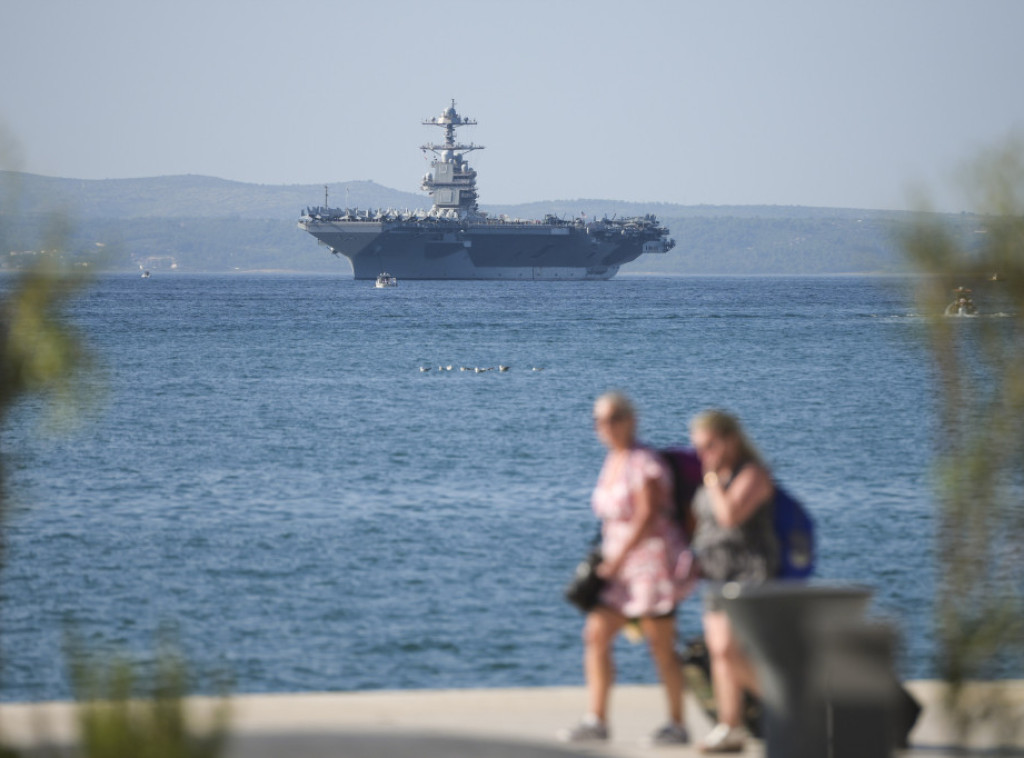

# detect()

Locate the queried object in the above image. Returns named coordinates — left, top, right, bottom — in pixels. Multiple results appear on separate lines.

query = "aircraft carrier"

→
left=298, top=101, right=675, bottom=280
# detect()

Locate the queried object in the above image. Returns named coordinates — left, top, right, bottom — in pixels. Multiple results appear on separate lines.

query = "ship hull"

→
left=298, top=220, right=663, bottom=280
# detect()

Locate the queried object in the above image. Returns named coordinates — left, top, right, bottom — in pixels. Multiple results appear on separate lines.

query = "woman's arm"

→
left=598, top=474, right=664, bottom=578
left=703, top=464, right=773, bottom=528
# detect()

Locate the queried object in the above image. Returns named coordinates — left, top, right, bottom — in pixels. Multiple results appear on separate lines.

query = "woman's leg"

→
left=702, top=609, right=755, bottom=727
left=583, top=606, right=627, bottom=721
left=639, top=615, right=684, bottom=725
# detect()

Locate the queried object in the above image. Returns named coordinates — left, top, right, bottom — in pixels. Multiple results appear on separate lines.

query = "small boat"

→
left=944, top=286, right=978, bottom=316
left=375, top=272, right=398, bottom=288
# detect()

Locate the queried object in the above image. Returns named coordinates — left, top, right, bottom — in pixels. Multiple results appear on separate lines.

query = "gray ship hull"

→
left=299, top=102, right=674, bottom=280
left=298, top=219, right=664, bottom=280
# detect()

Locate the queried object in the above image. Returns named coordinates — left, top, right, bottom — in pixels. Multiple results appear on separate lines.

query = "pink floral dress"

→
left=591, top=446, right=695, bottom=618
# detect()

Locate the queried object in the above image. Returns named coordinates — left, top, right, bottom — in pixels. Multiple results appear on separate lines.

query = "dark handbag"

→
left=564, top=549, right=606, bottom=613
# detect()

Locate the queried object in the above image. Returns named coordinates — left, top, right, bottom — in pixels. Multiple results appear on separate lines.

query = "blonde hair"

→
left=690, top=409, right=765, bottom=467
left=594, top=390, right=635, bottom=423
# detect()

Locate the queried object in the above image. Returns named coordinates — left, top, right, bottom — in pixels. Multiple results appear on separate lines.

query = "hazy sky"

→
left=2, top=0, right=1023, bottom=211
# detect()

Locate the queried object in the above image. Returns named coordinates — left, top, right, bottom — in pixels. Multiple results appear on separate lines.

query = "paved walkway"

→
left=2, top=682, right=1023, bottom=757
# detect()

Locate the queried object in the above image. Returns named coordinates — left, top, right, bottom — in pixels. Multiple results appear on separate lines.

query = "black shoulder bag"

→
left=564, top=529, right=605, bottom=613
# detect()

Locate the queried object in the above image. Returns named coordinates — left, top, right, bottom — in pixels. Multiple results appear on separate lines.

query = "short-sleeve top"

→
left=591, top=446, right=694, bottom=617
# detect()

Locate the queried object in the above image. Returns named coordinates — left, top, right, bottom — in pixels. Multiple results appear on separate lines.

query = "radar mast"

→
left=421, top=100, right=483, bottom=216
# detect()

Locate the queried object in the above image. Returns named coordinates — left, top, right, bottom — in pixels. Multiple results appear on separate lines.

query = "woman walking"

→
left=559, top=392, right=694, bottom=746
left=690, top=410, right=777, bottom=753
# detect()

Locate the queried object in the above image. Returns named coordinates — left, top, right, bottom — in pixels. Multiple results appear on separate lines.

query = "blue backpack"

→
left=772, top=485, right=815, bottom=579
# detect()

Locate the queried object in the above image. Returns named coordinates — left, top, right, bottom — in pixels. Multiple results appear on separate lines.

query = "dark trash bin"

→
left=719, top=582, right=905, bottom=758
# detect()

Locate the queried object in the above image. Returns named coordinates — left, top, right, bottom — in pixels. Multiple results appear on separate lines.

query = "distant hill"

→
left=0, top=172, right=422, bottom=219
left=0, top=171, right=985, bottom=275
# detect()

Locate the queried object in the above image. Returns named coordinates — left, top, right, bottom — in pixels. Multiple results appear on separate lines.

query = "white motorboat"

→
left=944, top=286, right=978, bottom=316
left=375, top=272, right=398, bottom=288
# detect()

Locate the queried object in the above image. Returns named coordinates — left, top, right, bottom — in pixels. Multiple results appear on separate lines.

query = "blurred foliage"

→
left=69, top=642, right=230, bottom=758
left=1, top=166, right=94, bottom=618
left=1, top=150, right=93, bottom=431
left=1, top=136, right=232, bottom=758
left=1, top=181, right=95, bottom=606
left=0, top=139, right=91, bottom=756
left=0, top=259, right=93, bottom=428
left=904, top=135, right=1024, bottom=742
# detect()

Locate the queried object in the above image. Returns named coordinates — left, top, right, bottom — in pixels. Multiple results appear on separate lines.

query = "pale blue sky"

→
left=2, top=0, right=1022, bottom=211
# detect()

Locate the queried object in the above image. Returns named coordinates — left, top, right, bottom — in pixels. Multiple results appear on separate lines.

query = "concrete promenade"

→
left=2, top=681, right=1023, bottom=757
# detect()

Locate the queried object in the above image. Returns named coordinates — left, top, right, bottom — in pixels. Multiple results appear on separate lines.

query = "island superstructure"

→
left=298, top=101, right=675, bottom=280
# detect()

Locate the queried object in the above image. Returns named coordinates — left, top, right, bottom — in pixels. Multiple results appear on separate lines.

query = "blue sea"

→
left=1, top=274, right=946, bottom=701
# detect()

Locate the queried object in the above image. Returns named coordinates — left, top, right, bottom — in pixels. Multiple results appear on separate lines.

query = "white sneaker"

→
left=699, top=723, right=748, bottom=753
left=557, top=714, right=609, bottom=742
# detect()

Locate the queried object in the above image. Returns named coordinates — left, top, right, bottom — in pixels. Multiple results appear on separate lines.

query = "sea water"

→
left=0, top=275, right=945, bottom=700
